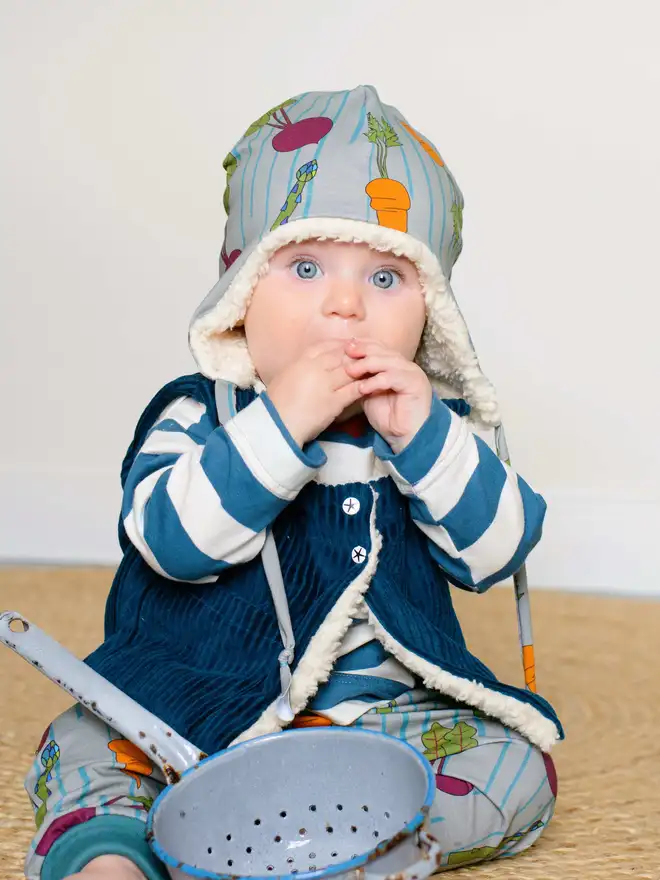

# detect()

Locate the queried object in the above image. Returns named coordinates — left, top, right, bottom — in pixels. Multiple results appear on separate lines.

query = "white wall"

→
left=1, top=0, right=659, bottom=594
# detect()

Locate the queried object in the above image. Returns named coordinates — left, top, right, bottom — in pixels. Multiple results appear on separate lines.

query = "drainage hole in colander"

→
left=309, top=866, right=317, bottom=872
left=336, top=804, right=343, bottom=811
left=246, top=847, right=252, bottom=854
left=384, top=811, right=390, bottom=819
left=255, top=818, right=261, bottom=825
left=274, top=835, right=282, bottom=843
left=309, top=804, right=317, bottom=812
left=299, top=828, right=306, bottom=836
left=373, top=831, right=379, bottom=838
left=331, top=852, right=338, bottom=858
left=228, top=861, right=233, bottom=868
left=179, top=810, right=186, bottom=818
left=287, top=858, right=294, bottom=865
left=226, top=834, right=232, bottom=841
left=326, top=826, right=334, bottom=833
left=362, top=805, right=369, bottom=812
left=309, top=853, right=316, bottom=860
left=207, top=847, right=213, bottom=854
left=351, top=826, right=357, bottom=833
left=280, top=811, right=287, bottom=818
left=267, top=866, right=274, bottom=872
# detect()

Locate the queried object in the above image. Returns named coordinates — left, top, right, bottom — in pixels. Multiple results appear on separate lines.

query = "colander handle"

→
left=0, top=611, right=204, bottom=780
left=365, top=829, right=443, bottom=880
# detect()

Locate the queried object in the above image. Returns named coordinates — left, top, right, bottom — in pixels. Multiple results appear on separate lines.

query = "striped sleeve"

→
left=122, top=393, right=326, bottom=583
left=373, top=396, right=547, bottom=592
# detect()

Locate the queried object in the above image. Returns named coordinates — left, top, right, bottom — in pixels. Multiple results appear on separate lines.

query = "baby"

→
left=24, top=85, right=562, bottom=879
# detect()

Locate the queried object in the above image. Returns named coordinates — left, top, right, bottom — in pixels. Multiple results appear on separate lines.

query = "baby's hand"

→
left=267, top=340, right=362, bottom=446
left=344, top=338, right=432, bottom=453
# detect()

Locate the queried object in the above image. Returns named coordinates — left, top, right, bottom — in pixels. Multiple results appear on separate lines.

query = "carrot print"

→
left=399, top=121, right=445, bottom=167
left=364, top=113, right=411, bottom=232
left=399, top=119, right=464, bottom=261
left=290, top=712, right=334, bottom=729
left=108, top=738, right=154, bottom=788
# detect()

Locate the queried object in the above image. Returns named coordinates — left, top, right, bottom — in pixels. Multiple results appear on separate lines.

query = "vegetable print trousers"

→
left=24, top=692, right=557, bottom=878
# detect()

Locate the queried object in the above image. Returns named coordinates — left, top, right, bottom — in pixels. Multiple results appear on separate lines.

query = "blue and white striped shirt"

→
left=121, top=391, right=546, bottom=722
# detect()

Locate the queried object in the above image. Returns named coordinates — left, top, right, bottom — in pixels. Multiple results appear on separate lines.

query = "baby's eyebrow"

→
left=372, top=255, right=414, bottom=270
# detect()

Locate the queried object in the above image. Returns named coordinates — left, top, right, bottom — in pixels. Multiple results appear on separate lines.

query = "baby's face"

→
left=244, top=239, right=426, bottom=386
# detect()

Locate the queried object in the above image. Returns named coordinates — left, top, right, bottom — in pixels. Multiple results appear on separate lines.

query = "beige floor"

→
left=0, top=568, right=658, bottom=879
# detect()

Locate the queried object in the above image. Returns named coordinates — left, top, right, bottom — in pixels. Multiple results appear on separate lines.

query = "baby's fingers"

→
left=346, top=354, right=404, bottom=378
left=335, top=379, right=364, bottom=409
left=345, top=338, right=386, bottom=358
left=330, top=363, right=360, bottom=390
left=359, top=369, right=410, bottom=396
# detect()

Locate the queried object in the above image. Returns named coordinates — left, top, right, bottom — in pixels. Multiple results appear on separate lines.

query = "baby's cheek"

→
left=398, top=328, right=426, bottom=363
left=389, top=303, right=426, bottom=359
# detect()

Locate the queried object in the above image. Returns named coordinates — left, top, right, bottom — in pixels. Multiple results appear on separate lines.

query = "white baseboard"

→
left=1, top=471, right=658, bottom=596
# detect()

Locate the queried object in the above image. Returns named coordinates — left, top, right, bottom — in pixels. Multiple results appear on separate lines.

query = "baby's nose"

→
left=324, top=280, right=366, bottom=319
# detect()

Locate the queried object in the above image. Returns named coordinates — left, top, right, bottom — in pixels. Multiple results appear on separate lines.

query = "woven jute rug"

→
left=0, top=568, right=658, bottom=879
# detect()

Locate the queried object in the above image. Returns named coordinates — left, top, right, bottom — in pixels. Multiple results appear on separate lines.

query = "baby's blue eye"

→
left=371, top=269, right=398, bottom=290
left=294, top=260, right=320, bottom=280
